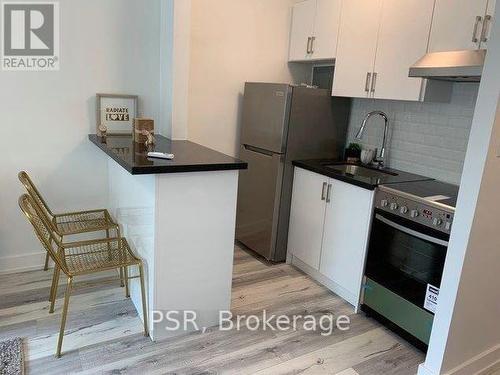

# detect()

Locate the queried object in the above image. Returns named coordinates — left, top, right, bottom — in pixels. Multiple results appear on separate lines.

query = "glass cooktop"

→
left=381, top=180, right=459, bottom=209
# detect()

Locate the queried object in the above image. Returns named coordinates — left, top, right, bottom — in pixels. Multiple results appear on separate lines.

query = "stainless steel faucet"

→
left=355, top=110, right=389, bottom=167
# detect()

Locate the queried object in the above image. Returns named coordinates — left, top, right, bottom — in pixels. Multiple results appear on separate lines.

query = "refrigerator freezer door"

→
left=236, top=144, right=284, bottom=259
left=240, top=83, right=292, bottom=154
left=285, top=87, right=350, bottom=162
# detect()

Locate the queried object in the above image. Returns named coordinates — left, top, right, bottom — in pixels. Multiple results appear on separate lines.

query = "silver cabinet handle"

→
left=481, top=14, right=492, bottom=42
left=306, top=37, right=312, bottom=54
left=326, top=184, right=332, bottom=203
left=472, top=15, right=482, bottom=43
left=364, top=72, right=372, bottom=92
left=321, top=182, right=327, bottom=200
left=310, top=36, right=316, bottom=54
left=370, top=72, right=377, bottom=93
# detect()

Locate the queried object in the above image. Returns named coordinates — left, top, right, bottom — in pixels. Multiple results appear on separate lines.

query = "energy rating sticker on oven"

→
left=424, top=284, right=440, bottom=313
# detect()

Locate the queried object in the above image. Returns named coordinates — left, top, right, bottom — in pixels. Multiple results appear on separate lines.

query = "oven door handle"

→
left=375, top=214, right=449, bottom=247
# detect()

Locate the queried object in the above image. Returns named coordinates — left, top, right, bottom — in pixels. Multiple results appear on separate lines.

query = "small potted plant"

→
left=345, top=143, right=362, bottom=163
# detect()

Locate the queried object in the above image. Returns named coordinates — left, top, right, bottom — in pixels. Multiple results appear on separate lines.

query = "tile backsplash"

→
left=345, top=83, right=479, bottom=185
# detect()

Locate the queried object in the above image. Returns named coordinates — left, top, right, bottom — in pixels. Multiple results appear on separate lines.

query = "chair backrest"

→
left=18, top=194, right=67, bottom=274
left=18, top=171, right=54, bottom=221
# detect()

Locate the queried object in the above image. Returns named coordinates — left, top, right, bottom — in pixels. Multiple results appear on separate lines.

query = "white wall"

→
left=171, top=0, right=191, bottom=140
left=186, top=0, right=310, bottom=157
left=419, top=10, right=500, bottom=375
left=346, top=83, right=478, bottom=184
left=0, top=0, right=164, bottom=272
left=159, top=0, right=174, bottom=138
left=159, top=0, right=192, bottom=140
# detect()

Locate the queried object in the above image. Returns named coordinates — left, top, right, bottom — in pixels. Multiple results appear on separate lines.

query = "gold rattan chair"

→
left=19, top=194, right=149, bottom=357
left=18, top=171, right=128, bottom=291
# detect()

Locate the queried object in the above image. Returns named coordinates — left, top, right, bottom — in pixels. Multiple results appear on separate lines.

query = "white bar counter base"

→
left=109, top=162, right=238, bottom=340
left=90, top=134, right=246, bottom=340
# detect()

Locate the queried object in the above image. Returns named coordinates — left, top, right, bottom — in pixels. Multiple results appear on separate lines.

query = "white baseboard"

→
left=418, top=363, right=437, bottom=375
left=449, top=345, right=500, bottom=375
left=290, top=255, right=358, bottom=309
left=0, top=252, right=47, bottom=274
left=418, top=345, right=500, bottom=375
left=481, top=360, right=500, bottom=375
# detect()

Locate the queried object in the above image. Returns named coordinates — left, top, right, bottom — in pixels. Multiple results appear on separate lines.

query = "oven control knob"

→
left=410, top=210, right=419, bottom=218
left=400, top=206, right=408, bottom=214
left=390, top=203, right=398, bottom=210
left=380, top=199, right=388, bottom=207
left=433, top=218, right=443, bottom=227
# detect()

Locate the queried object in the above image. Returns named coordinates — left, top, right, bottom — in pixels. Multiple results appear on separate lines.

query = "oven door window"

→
left=365, top=210, right=449, bottom=311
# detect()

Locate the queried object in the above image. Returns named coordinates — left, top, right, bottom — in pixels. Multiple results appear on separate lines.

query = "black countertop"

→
left=89, top=134, right=247, bottom=175
left=293, top=159, right=432, bottom=190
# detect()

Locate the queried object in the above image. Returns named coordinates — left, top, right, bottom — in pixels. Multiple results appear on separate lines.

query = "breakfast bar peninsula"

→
left=89, top=134, right=247, bottom=340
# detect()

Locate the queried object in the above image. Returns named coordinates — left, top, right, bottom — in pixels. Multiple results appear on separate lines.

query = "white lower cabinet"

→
left=319, top=178, right=375, bottom=307
left=288, top=167, right=375, bottom=309
left=288, top=167, right=328, bottom=269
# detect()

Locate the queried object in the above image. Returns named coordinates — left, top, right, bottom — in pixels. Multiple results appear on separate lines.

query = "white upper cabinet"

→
left=429, top=0, right=494, bottom=52
left=289, top=0, right=316, bottom=61
left=288, top=0, right=342, bottom=62
left=310, top=0, right=342, bottom=60
left=331, top=0, right=382, bottom=98
left=332, top=0, right=434, bottom=101
left=481, top=0, right=496, bottom=49
left=480, top=0, right=496, bottom=49
left=372, top=0, right=434, bottom=101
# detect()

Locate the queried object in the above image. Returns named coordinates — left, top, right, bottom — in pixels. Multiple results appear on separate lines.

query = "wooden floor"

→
left=0, top=245, right=424, bottom=374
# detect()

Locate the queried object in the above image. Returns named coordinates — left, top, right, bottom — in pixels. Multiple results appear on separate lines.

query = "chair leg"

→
left=56, top=277, right=73, bottom=358
left=43, top=253, right=50, bottom=271
left=124, top=266, right=130, bottom=298
left=105, top=229, right=112, bottom=258
left=119, top=267, right=125, bottom=288
left=49, top=264, right=59, bottom=302
left=139, top=264, right=149, bottom=337
left=108, top=229, right=124, bottom=287
left=49, top=266, right=60, bottom=313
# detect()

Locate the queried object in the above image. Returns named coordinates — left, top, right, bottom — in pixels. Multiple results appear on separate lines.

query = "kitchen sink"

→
left=323, top=163, right=398, bottom=178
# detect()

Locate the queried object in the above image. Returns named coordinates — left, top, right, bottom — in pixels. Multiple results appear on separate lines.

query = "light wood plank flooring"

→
left=0, top=245, right=424, bottom=374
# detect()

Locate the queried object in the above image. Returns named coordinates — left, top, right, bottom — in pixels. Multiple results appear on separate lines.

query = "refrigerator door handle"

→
left=243, top=144, right=276, bottom=157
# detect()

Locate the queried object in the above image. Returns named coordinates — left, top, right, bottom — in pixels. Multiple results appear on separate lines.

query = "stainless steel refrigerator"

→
left=236, top=82, right=351, bottom=261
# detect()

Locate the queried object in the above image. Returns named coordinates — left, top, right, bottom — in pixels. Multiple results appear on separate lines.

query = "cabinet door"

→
left=331, top=0, right=382, bottom=98
left=310, top=0, right=342, bottom=60
left=319, top=179, right=374, bottom=305
left=429, top=0, right=489, bottom=52
left=288, top=168, right=327, bottom=270
left=480, top=0, right=496, bottom=49
left=372, top=0, right=434, bottom=101
left=289, top=0, right=316, bottom=62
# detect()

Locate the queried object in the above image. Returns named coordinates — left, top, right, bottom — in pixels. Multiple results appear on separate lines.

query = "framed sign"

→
left=96, top=93, right=138, bottom=135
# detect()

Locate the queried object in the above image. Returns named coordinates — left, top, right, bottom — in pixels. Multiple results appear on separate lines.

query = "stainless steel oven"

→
left=362, top=181, right=458, bottom=349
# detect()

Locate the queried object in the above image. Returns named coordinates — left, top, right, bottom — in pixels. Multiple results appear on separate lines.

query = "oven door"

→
left=365, top=209, right=449, bottom=311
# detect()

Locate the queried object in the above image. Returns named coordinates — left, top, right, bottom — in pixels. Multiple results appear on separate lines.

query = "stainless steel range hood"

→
left=409, top=49, right=485, bottom=82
